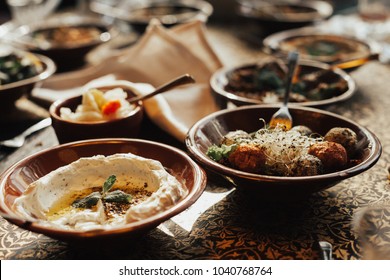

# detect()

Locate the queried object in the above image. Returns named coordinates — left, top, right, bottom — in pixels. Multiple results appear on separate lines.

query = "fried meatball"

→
left=291, top=154, right=324, bottom=176
left=228, top=144, right=267, bottom=173
left=290, top=125, right=313, bottom=137
left=308, top=142, right=348, bottom=171
left=324, top=127, right=357, bottom=157
left=222, top=130, right=251, bottom=146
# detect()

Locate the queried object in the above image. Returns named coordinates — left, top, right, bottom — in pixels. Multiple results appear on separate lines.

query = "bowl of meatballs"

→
left=185, top=105, right=381, bottom=201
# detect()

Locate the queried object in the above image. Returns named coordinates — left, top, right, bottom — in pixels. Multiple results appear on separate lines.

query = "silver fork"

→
left=0, top=118, right=52, bottom=148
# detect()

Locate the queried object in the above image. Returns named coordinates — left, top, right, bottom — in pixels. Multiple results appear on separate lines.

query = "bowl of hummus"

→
left=0, top=138, right=207, bottom=242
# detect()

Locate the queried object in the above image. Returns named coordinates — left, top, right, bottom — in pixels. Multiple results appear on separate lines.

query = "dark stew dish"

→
left=0, top=48, right=43, bottom=86
left=207, top=124, right=362, bottom=177
left=224, top=58, right=348, bottom=103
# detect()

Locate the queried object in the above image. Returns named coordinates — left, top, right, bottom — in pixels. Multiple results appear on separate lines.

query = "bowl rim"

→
left=90, top=0, right=213, bottom=24
left=186, top=104, right=382, bottom=183
left=236, top=0, right=334, bottom=23
left=262, top=26, right=382, bottom=66
left=210, top=59, right=356, bottom=107
left=49, top=85, right=144, bottom=125
left=0, top=52, right=56, bottom=91
left=12, top=12, right=118, bottom=50
left=0, top=138, right=207, bottom=238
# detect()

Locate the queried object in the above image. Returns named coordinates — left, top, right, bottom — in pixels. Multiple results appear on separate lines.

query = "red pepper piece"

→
left=102, top=100, right=121, bottom=115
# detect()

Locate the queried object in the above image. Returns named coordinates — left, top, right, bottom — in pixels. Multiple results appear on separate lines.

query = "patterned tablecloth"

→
left=0, top=24, right=389, bottom=260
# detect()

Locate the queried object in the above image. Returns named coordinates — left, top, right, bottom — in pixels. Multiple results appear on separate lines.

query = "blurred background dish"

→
left=90, top=0, right=213, bottom=34
left=5, top=0, right=61, bottom=26
left=236, top=0, right=333, bottom=37
left=0, top=46, right=56, bottom=114
left=9, top=12, right=117, bottom=72
left=0, top=138, right=207, bottom=242
left=49, top=83, right=144, bottom=144
left=263, top=27, right=381, bottom=67
left=210, top=58, right=356, bottom=108
left=185, top=105, right=381, bottom=201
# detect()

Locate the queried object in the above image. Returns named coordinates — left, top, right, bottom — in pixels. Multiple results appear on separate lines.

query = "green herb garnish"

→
left=102, top=175, right=117, bottom=195
left=72, top=175, right=132, bottom=209
left=72, top=191, right=101, bottom=208
left=207, top=144, right=237, bottom=161
left=104, top=190, right=133, bottom=203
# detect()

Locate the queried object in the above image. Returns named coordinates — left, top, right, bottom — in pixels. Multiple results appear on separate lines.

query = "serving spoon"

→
left=269, top=51, right=299, bottom=130
left=127, top=73, right=196, bottom=103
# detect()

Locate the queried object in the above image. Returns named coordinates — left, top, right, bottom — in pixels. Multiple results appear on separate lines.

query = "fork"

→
left=269, top=51, right=299, bottom=130
left=0, top=118, right=52, bottom=148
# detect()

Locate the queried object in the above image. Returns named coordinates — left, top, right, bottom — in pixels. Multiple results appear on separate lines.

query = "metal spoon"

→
left=127, top=74, right=196, bottom=103
left=269, top=52, right=299, bottom=130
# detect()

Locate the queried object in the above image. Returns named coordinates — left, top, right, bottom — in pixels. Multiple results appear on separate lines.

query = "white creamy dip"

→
left=13, top=153, right=187, bottom=231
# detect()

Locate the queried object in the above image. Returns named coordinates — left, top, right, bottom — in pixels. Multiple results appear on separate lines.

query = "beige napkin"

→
left=33, top=20, right=223, bottom=141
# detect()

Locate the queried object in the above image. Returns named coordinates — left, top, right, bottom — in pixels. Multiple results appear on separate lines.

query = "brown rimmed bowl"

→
left=0, top=138, right=207, bottom=242
left=0, top=51, right=56, bottom=114
left=210, top=59, right=356, bottom=109
left=263, top=27, right=381, bottom=67
left=185, top=105, right=381, bottom=201
left=236, top=0, right=333, bottom=35
left=90, top=0, right=213, bottom=33
left=12, top=13, right=117, bottom=72
left=49, top=83, right=144, bottom=144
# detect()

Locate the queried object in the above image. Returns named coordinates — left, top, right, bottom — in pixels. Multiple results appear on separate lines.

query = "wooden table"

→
left=1, top=22, right=389, bottom=260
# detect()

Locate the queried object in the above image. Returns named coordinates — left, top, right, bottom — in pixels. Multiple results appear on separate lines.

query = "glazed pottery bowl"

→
left=236, top=0, right=333, bottom=36
left=210, top=59, right=356, bottom=109
left=12, top=13, right=117, bottom=72
left=185, top=105, right=381, bottom=201
left=0, top=50, right=56, bottom=113
left=90, top=0, right=213, bottom=33
left=0, top=138, right=206, bottom=242
left=49, top=84, right=144, bottom=144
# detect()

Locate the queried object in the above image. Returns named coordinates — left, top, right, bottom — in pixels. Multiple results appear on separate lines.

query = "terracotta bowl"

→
left=49, top=84, right=144, bottom=144
left=91, top=0, right=213, bottom=33
left=0, top=138, right=207, bottom=242
left=262, top=27, right=381, bottom=67
left=13, top=13, right=116, bottom=72
left=185, top=105, right=381, bottom=201
left=0, top=52, right=56, bottom=114
left=236, top=0, right=333, bottom=36
left=210, top=59, right=356, bottom=109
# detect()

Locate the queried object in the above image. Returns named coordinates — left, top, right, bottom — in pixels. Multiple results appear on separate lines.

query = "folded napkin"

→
left=33, top=20, right=223, bottom=141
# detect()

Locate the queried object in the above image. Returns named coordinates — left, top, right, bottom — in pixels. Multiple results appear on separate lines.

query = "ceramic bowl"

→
left=0, top=138, right=207, bottom=242
left=0, top=51, right=56, bottom=114
left=210, top=59, right=356, bottom=109
left=263, top=27, right=381, bottom=66
left=12, top=13, right=117, bottom=72
left=185, top=105, right=381, bottom=201
left=49, top=84, right=144, bottom=144
left=236, top=0, right=333, bottom=36
left=90, top=0, right=213, bottom=33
